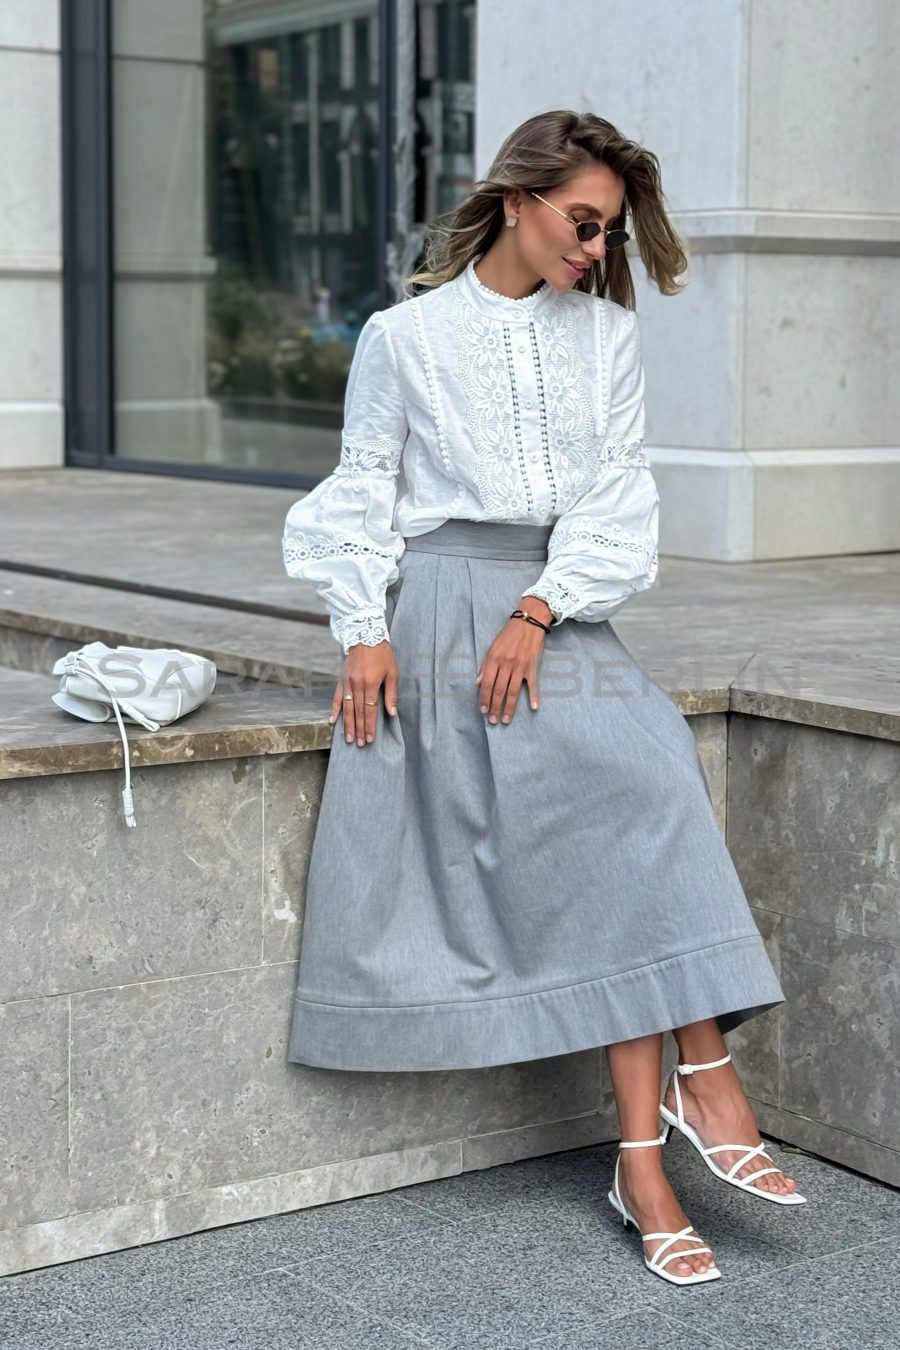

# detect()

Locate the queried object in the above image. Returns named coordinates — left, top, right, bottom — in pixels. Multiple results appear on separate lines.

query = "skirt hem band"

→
left=287, top=932, right=784, bottom=1072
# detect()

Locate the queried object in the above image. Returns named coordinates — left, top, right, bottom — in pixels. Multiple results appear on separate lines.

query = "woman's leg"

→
left=605, top=1031, right=716, bottom=1277
left=667, top=1018, right=797, bottom=1195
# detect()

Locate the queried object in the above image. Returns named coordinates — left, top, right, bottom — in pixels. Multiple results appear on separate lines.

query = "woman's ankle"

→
left=618, top=1147, right=666, bottom=1175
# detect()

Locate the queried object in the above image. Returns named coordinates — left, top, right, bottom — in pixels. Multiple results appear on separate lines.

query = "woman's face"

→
left=511, top=164, right=627, bottom=290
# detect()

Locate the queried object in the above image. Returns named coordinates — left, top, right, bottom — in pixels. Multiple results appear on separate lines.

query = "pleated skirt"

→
left=287, top=518, right=785, bottom=1072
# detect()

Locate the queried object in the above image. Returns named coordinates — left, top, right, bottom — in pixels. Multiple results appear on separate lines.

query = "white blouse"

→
left=283, top=255, right=659, bottom=654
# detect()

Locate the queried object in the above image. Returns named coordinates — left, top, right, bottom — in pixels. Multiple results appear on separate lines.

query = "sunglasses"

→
left=529, top=191, right=630, bottom=250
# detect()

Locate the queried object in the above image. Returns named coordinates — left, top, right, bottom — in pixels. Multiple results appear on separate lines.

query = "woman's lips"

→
left=563, top=258, right=588, bottom=279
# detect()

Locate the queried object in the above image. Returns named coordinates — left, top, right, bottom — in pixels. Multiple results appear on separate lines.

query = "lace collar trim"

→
left=456, top=255, right=559, bottom=321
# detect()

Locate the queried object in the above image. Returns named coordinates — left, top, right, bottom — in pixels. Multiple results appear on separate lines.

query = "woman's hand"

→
left=329, top=641, right=399, bottom=746
left=475, top=598, right=552, bottom=724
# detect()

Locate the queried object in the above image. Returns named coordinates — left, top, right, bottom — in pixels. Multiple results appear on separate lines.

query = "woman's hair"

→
left=403, top=109, right=688, bottom=310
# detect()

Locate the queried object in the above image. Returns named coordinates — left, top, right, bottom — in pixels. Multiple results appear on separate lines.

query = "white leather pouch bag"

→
left=51, top=641, right=217, bottom=827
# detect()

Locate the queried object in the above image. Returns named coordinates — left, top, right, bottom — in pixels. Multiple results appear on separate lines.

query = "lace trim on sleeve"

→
left=603, top=437, right=649, bottom=466
left=283, top=527, right=401, bottom=571
left=337, top=432, right=405, bottom=477
left=520, top=578, right=579, bottom=625
left=333, top=607, right=391, bottom=652
left=549, top=517, right=658, bottom=571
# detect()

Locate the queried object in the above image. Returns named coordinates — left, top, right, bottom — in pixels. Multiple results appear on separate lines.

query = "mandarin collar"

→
left=457, top=255, right=559, bottom=322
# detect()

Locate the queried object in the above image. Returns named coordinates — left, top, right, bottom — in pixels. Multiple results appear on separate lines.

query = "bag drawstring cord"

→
left=67, top=656, right=161, bottom=828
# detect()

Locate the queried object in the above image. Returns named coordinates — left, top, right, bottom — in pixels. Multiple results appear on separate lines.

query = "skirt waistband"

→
left=402, top=518, right=553, bottom=560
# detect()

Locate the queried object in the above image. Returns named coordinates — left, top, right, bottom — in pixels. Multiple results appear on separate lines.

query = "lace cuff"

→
left=333, top=607, right=392, bottom=655
left=520, top=579, right=576, bottom=626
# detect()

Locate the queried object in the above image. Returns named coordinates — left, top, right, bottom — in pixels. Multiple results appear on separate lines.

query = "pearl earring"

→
left=505, top=217, right=518, bottom=227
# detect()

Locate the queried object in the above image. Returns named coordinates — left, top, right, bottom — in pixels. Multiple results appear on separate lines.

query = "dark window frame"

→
left=61, top=0, right=113, bottom=472
left=61, top=0, right=399, bottom=490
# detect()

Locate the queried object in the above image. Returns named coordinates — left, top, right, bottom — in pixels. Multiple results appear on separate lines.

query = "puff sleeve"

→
left=282, top=310, right=409, bottom=655
left=520, top=307, right=659, bottom=625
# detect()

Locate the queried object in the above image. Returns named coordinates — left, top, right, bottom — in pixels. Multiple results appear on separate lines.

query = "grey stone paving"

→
left=2, top=1133, right=898, bottom=1349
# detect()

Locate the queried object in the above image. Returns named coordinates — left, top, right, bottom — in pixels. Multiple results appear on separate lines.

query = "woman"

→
left=282, top=110, right=805, bottom=1287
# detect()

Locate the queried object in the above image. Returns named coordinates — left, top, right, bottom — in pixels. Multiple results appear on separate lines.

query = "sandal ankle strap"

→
left=675, top=1053, right=732, bottom=1076
left=618, top=1133, right=667, bottom=1148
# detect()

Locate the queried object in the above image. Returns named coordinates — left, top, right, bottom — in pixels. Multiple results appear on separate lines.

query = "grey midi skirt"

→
left=287, top=518, right=784, bottom=1072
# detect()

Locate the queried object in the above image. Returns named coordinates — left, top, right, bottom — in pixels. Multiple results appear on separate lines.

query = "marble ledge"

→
left=1, top=650, right=897, bottom=782
left=731, top=653, right=900, bottom=743
left=0, top=674, right=336, bottom=781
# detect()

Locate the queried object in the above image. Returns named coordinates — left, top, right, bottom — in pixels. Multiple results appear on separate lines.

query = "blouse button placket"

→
left=501, top=313, right=555, bottom=517
left=528, top=321, right=556, bottom=514
left=501, top=324, right=533, bottom=513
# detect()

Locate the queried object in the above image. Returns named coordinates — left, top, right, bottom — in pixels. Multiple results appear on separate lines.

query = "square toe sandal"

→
left=658, top=1053, right=807, bottom=1205
left=607, top=1134, right=722, bottom=1286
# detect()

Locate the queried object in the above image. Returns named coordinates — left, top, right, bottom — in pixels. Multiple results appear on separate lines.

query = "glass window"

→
left=109, top=0, right=475, bottom=483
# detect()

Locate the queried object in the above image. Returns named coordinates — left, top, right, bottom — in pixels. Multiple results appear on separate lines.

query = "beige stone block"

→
left=0, top=758, right=263, bottom=1001
left=727, top=717, right=900, bottom=946
left=0, top=996, right=69, bottom=1229
left=262, top=751, right=328, bottom=965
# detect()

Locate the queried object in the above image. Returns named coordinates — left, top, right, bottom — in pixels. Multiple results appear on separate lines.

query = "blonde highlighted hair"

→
left=403, top=109, right=688, bottom=310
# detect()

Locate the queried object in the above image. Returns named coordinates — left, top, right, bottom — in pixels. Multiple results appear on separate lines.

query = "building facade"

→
left=1, top=0, right=896, bottom=561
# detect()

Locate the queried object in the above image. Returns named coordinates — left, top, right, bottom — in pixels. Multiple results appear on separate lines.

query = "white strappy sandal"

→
left=607, top=1134, right=721, bottom=1285
left=658, top=1053, right=806, bottom=1206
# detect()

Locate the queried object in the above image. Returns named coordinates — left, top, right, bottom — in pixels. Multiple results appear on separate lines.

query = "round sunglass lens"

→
left=574, top=223, right=630, bottom=248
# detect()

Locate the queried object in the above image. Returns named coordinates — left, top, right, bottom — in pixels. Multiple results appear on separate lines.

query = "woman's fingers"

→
left=383, top=670, right=398, bottom=717
left=329, top=678, right=344, bottom=726
left=363, top=683, right=379, bottom=744
left=476, top=663, right=493, bottom=716
left=477, top=659, right=506, bottom=720
left=342, top=685, right=357, bottom=743
left=346, top=676, right=368, bottom=745
left=501, top=674, right=524, bottom=722
left=487, top=665, right=513, bottom=723
left=526, top=658, right=540, bottom=711
left=330, top=670, right=355, bottom=739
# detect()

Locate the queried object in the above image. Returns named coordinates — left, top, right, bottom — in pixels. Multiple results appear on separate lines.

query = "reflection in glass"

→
left=111, top=0, right=475, bottom=482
